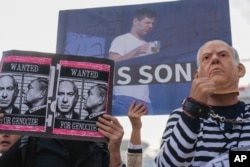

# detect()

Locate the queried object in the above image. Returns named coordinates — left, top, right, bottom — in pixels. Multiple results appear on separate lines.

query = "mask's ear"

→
left=238, top=63, right=246, bottom=78
left=194, top=69, right=199, bottom=79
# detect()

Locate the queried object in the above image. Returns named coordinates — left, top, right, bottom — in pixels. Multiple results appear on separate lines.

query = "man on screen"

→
left=108, top=8, right=157, bottom=116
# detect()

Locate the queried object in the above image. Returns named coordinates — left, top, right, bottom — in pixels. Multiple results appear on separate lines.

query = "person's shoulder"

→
left=172, top=107, right=183, bottom=114
left=242, top=101, right=250, bottom=111
left=242, top=101, right=250, bottom=106
left=113, top=33, right=130, bottom=40
left=161, top=107, right=183, bottom=121
left=239, top=100, right=250, bottom=107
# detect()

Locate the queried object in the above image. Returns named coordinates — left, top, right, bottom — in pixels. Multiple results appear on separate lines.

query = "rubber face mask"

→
left=196, top=40, right=245, bottom=95
left=212, top=64, right=241, bottom=95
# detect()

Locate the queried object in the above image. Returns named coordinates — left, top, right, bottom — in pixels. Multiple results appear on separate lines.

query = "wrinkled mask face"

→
left=196, top=40, right=245, bottom=94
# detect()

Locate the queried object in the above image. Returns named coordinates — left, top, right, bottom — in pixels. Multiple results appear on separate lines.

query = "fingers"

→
left=96, top=114, right=124, bottom=139
left=128, top=100, right=136, bottom=112
left=135, top=44, right=150, bottom=55
left=128, top=100, right=148, bottom=117
left=100, top=114, right=122, bottom=129
left=191, top=77, right=216, bottom=104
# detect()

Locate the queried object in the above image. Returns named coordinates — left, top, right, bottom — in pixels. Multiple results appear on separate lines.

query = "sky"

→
left=0, top=0, right=250, bottom=150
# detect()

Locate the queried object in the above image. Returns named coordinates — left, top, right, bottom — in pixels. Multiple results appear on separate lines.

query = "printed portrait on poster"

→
left=0, top=51, right=52, bottom=134
left=51, top=56, right=113, bottom=141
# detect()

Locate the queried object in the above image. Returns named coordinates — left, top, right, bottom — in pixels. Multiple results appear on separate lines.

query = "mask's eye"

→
left=202, top=54, right=210, bottom=63
left=220, top=51, right=228, bottom=59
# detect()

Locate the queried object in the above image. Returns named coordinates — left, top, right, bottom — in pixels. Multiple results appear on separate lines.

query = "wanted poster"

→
left=0, top=50, right=53, bottom=136
left=51, top=55, right=113, bottom=141
left=0, top=50, right=114, bottom=142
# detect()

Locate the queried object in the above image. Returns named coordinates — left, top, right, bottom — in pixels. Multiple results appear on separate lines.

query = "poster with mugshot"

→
left=50, top=55, right=113, bottom=141
left=0, top=50, right=114, bottom=142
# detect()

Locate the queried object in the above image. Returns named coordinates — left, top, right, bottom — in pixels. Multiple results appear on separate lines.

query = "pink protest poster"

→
left=0, top=50, right=114, bottom=142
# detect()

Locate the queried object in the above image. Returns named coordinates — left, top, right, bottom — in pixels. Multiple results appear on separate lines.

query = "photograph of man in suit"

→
left=56, top=80, right=80, bottom=119
left=0, top=75, right=20, bottom=114
left=23, top=77, right=48, bottom=116
left=83, top=84, right=107, bottom=121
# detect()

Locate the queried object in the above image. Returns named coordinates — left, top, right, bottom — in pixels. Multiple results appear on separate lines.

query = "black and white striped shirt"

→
left=155, top=101, right=250, bottom=167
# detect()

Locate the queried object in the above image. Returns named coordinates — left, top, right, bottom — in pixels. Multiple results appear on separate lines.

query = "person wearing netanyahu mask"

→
left=155, top=40, right=250, bottom=167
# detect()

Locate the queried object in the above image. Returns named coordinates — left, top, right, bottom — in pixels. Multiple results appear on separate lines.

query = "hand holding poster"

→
left=0, top=50, right=114, bottom=142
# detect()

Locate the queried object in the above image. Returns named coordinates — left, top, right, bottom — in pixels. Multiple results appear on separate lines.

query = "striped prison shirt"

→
left=155, top=101, right=250, bottom=167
